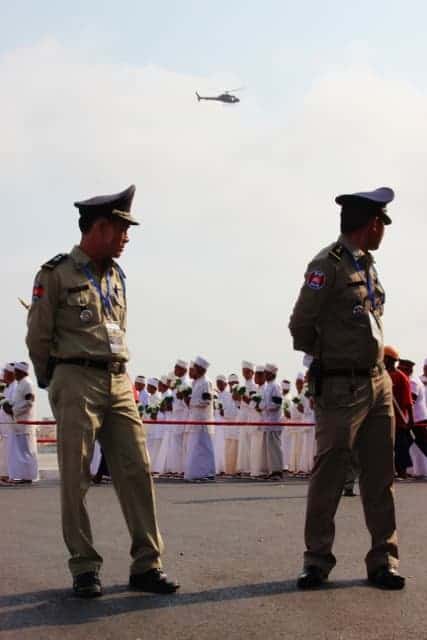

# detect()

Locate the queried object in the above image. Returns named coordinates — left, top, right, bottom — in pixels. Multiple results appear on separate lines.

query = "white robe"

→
left=9, top=376, right=39, bottom=481
left=0, top=381, right=16, bottom=477
left=184, top=376, right=215, bottom=480
left=236, top=378, right=257, bottom=473
left=165, top=377, right=189, bottom=474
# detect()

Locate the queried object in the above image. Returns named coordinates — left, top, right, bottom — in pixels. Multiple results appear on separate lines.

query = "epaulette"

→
left=328, top=244, right=344, bottom=262
left=42, top=253, right=69, bottom=270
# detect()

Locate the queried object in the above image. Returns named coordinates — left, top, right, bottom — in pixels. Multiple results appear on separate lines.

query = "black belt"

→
left=56, top=358, right=126, bottom=374
left=323, top=364, right=383, bottom=378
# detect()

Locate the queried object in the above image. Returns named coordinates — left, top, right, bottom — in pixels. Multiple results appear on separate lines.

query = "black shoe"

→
left=129, top=568, right=180, bottom=594
left=343, top=488, right=356, bottom=497
left=73, top=571, right=103, bottom=598
left=297, top=566, right=328, bottom=590
left=367, top=567, right=405, bottom=590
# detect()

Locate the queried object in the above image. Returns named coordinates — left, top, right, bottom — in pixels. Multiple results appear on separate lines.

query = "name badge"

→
left=105, top=321, right=126, bottom=355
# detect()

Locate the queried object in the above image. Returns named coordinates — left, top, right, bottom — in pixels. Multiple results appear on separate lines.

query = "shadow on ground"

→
left=0, top=578, right=367, bottom=632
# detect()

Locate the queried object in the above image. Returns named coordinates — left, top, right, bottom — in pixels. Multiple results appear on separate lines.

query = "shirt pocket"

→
left=66, top=288, right=100, bottom=324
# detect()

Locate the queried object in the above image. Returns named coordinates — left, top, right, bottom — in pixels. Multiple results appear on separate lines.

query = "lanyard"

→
left=345, top=250, right=377, bottom=310
left=83, top=266, right=113, bottom=315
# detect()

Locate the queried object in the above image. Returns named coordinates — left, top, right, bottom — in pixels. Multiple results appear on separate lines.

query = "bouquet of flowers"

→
left=145, top=403, right=160, bottom=420
left=250, top=393, right=263, bottom=412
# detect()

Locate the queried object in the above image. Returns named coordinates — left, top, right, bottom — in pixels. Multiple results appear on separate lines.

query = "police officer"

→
left=289, top=187, right=404, bottom=590
left=26, top=185, right=179, bottom=597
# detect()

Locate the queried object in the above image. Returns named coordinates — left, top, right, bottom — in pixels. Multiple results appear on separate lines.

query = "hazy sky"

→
left=1, top=1, right=427, bottom=414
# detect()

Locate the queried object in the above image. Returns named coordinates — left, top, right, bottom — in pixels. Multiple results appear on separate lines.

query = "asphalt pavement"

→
left=0, top=477, right=425, bottom=640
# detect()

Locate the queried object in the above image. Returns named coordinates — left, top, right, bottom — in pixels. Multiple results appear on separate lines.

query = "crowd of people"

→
left=129, top=355, right=427, bottom=483
left=1, top=354, right=427, bottom=486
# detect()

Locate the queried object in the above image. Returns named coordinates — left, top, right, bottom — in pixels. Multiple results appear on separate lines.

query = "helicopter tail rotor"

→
left=196, top=91, right=201, bottom=101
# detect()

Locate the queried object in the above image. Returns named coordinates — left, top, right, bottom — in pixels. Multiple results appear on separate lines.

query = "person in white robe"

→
left=221, top=379, right=240, bottom=475
left=154, top=376, right=174, bottom=474
left=0, top=363, right=17, bottom=482
left=280, top=379, right=292, bottom=470
left=184, top=356, right=215, bottom=481
left=214, top=375, right=227, bottom=474
left=262, top=363, right=284, bottom=479
left=167, top=359, right=190, bottom=475
left=248, top=366, right=267, bottom=477
left=287, top=372, right=315, bottom=474
left=8, top=362, right=39, bottom=483
left=236, top=361, right=257, bottom=475
left=144, top=378, right=162, bottom=471
left=135, top=375, right=150, bottom=416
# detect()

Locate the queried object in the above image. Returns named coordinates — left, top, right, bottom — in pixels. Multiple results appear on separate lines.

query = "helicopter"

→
left=195, top=88, right=243, bottom=104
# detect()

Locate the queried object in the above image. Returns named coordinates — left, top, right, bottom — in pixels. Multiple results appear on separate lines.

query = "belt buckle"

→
left=109, top=361, right=121, bottom=374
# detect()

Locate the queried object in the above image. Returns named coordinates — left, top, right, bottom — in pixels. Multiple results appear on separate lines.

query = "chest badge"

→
left=80, top=308, right=93, bottom=323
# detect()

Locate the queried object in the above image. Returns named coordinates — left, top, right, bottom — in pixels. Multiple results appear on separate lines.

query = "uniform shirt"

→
left=12, top=377, right=35, bottom=419
left=289, top=235, right=386, bottom=368
left=26, top=246, right=128, bottom=387
left=388, top=369, right=412, bottom=429
left=410, top=375, right=427, bottom=423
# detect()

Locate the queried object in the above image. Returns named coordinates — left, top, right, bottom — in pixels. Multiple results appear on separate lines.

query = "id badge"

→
left=105, top=321, right=126, bottom=355
left=368, top=311, right=383, bottom=348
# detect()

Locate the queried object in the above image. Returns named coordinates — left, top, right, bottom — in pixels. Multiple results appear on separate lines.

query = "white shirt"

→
left=13, top=377, right=35, bottom=420
left=262, top=380, right=283, bottom=431
left=189, top=376, right=214, bottom=433
left=410, top=375, right=427, bottom=423
left=138, top=388, right=150, bottom=406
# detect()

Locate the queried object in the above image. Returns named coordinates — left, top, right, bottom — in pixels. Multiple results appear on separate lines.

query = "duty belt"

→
left=56, top=358, right=126, bottom=374
left=323, top=364, right=384, bottom=378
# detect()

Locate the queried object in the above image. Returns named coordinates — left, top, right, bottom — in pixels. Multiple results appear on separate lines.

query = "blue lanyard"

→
left=345, top=250, right=377, bottom=310
left=83, top=266, right=113, bottom=315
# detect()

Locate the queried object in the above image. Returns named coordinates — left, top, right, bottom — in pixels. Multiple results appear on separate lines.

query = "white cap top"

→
left=175, top=358, right=188, bottom=369
left=194, top=356, right=210, bottom=370
left=216, top=374, right=227, bottom=383
left=228, top=373, right=239, bottom=383
left=4, top=362, right=15, bottom=373
left=160, top=375, right=169, bottom=385
left=241, top=360, right=255, bottom=371
left=135, top=375, right=146, bottom=384
left=15, top=361, right=29, bottom=374
left=147, top=377, right=159, bottom=388
left=255, top=365, right=265, bottom=373
left=296, top=372, right=305, bottom=381
left=265, top=363, right=278, bottom=374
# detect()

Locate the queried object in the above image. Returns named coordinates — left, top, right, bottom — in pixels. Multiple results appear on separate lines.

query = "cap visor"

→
left=112, top=210, right=140, bottom=225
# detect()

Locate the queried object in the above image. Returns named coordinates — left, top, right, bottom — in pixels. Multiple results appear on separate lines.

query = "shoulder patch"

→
left=328, top=244, right=344, bottom=262
left=306, top=270, right=326, bottom=290
left=42, top=253, right=69, bottom=270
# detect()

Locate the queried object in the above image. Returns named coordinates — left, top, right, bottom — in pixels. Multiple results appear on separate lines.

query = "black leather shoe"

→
left=343, top=488, right=356, bottom=497
left=367, top=567, right=405, bottom=590
left=73, top=571, right=103, bottom=598
left=297, top=566, right=328, bottom=589
left=129, top=568, right=180, bottom=594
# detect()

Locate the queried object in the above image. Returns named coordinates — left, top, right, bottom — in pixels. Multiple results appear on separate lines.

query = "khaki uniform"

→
left=26, top=246, right=163, bottom=577
left=289, top=234, right=398, bottom=575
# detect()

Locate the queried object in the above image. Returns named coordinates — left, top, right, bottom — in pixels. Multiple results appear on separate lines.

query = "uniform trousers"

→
left=49, top=364, right=164, bottom=577
left=304, top=371, right=398, bottom=575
